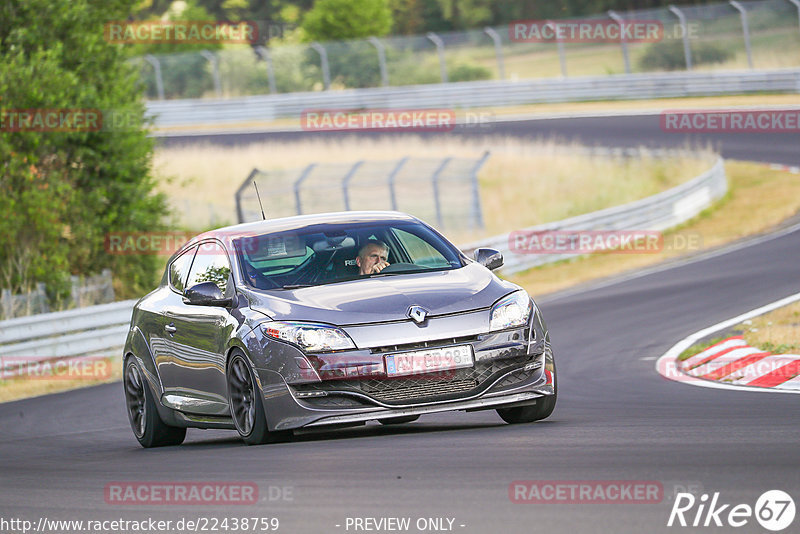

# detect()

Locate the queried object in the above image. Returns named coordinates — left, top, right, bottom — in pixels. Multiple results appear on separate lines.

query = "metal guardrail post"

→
left=199, top=50, right=223, bottom=97
left=545, top=21, right=568, bottom=77
left=789, top=0, right=800, bottom=34
left=608, top=11, right=631, bottom=74
left=669, top=6, right=693, bottom=71
left=341, top=161, right=364, bottom=210
left=310, top=42, right=331, bottom=90
left=426, top=32, right=448, bottom=83
left=730, top=1, right=754, bottom=69
left=430, top=157, right=452, bottom=228
left=483, top=27, right=505, bottom=80
left=143, top=55, right=165, bottom=100
left=470, top=152, right=490, bottom=229
left=294, top=164, right=317, bottom=215
left=367, top=37, right=389, bottom=87
left=235, top=169, right=262, bottom=223
left=386, top=157, right=408, bottom=211
left=255, top=46, right=278, bottom=94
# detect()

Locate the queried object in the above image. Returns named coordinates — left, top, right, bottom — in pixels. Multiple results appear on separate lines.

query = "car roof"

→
left=184, top=211, right=421, bottom=251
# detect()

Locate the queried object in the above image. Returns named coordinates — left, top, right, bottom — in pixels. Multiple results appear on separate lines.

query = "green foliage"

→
left=638, top=40, right=735, bottom=72
left=448, top=61, right=491, bottom=82
left=302, top=0, right=392, bottom=41
left=0, top=0, right=168, bottom=300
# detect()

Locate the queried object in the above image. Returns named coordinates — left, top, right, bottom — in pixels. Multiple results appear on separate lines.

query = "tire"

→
left=123, top=357, right=186, bottom=448
left=496, top=363, right=557, bottom=424
left=378, top=415, right=420, bottom=425
left=227, top=351, right=291, bottom=445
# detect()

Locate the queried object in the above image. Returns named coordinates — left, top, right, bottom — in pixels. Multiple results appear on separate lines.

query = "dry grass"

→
left=510, top=162, right=800, bottom=296
left=153, top=136, right=714, bottom=238
left=738, top=301, right=800, bottom=353
left=0, top=356, right=122, bottom=404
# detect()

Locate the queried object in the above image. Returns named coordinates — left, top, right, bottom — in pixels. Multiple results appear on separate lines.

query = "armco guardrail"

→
left=0, top=300, right=136, bottom=378
left=146, top=69, right=800, bottom=130
left=0, top=158, right=725, bottom=370
left=460, top=157, right=727, bottom=274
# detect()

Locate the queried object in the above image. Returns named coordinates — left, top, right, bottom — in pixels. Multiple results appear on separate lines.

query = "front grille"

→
left=292, top=353, right=533, bottom=405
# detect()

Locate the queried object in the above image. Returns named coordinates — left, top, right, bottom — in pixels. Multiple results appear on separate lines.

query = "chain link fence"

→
left=235, top=154, right=489, bottom=231
left=134, top=0, right=800, bottom=100
left=0, top=269, right=115, bottom=320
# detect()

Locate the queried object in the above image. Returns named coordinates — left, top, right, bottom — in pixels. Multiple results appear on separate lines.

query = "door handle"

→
left=165, top=324, right=177, bottom=334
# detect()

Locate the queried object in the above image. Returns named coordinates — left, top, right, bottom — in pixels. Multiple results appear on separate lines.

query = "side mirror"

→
left=473, top=248, right=503, bottom=270
left=183, top=282, right=233, bottom=307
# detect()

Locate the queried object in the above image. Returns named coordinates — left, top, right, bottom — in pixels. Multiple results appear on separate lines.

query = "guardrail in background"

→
left=460, top=157, right=727, bottom=274
left=146, top=69, right=800, bottom=130
left=0, top=156, right=726, bottom=374
left=235, top=154, right=489, bottom=231
left=0, top=300, right=136, bottom=378
left=134, top=0, right=800, bottom=100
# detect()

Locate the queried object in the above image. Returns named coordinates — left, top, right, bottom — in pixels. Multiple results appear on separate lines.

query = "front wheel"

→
left=227, top=351, right=291, bottom=445
left=123, top=357, right=186, bottom=448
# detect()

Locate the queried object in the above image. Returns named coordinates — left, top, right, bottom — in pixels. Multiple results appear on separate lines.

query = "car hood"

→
left=247, top=263, right=516, bottom=325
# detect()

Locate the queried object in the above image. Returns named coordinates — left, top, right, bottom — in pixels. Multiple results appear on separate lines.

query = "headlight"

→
left=489, top=290, right=532, bottom=331
left=262, top=322, right=355, bottom=352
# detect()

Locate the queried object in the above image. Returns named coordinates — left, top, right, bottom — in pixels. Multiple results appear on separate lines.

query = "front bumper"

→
left=252, top=317, right=555, bottom=431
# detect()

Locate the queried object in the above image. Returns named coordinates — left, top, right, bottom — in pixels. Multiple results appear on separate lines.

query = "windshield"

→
left=233, top=220, right=464, bottom=290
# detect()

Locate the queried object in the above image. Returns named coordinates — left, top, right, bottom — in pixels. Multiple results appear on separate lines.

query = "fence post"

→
left=367, top=37, right=389, bottom=87
left=483, top=27, right=505, bottom=80
left=36, top=282, right=49, bottom=314
left=608, top=11, right=631, bottom=74
left=310, top=42, right=331, bottom=90
left=386, top=157, right=408, bottom=211
left=294, top=164, right=317, bottom=215
left=70, top=275, right=81, bottom=308
left=545, top=20, right=568, bottom=77
left=431, top=157, right=452, bottom=228
left=426, top=32, right=448, bottom=83
left=729, top=1, right=754, bottom=69
left=255, top=46, right=278, bottom=94
left=102, top=269, right=115, bottom=303
left=470, top=152, right=490, bottom=229
left=668, top=6, right=693, bottom=71
left=236, top=169, right=262, bottom=223
left=199, top=50, right=223, bottom=97
left=341, top=161, right=364, bottom=210
left=789, top=0, right=800, bottom=35
left=1, top=288, right=11, bottom=319
left=143, top=55, right=165, bottom=100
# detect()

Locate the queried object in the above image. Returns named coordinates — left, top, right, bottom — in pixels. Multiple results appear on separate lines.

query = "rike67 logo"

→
left=668, top=490, right=795, bottom=531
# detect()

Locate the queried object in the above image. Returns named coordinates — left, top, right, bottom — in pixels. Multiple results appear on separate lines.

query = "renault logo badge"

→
left=407, top=306, right=428, bottom=324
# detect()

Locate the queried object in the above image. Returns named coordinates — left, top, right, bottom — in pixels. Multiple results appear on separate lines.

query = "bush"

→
left=0, top=0, right=168, bottom=300
left=638, top=40, right=734, bottom=71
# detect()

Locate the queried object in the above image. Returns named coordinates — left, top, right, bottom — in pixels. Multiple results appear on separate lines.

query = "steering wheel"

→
left=378, top=262, right=425, bottom=273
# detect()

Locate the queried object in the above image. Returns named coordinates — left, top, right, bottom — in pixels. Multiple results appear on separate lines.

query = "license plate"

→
left=385, top=344, right=474, bottom=377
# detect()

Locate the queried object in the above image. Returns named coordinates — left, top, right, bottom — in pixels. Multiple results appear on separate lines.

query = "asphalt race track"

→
left=1, top=116, right=799, bottom=533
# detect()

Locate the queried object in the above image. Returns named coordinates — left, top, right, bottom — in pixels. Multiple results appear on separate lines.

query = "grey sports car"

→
left=122, top=211, right=556, bottom=447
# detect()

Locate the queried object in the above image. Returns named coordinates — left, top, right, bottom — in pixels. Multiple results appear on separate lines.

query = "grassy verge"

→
left=153, top=137, right=713, bottom=233
left=0, top=357, right=122, bottom=404
left=510, top=161, right=800, bottom=296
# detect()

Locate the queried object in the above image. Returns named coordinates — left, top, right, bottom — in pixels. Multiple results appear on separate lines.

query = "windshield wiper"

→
left=278, top=284, right=314, bottom=290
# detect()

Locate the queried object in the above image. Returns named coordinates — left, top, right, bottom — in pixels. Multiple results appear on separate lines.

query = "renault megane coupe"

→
left=123, top=211, right=556, bottom=447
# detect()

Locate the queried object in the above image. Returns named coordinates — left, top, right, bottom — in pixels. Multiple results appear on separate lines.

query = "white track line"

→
left=655, top=292, right=800, bottom=394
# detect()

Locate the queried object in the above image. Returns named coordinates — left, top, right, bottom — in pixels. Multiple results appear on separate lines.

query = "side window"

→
left=393, top=228, right=450, bottom=267
left=169, top=247, right=197, bottom=293
left=186, top=241, right=232, bottom=294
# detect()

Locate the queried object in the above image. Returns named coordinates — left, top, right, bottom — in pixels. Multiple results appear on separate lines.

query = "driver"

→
left=356, top=240, right=390, bottom=275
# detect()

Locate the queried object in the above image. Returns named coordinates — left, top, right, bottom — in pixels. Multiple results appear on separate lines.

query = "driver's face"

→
left=357, top=245, right=388, bottom=275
